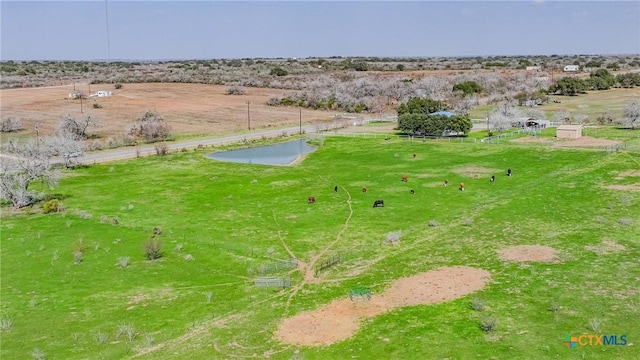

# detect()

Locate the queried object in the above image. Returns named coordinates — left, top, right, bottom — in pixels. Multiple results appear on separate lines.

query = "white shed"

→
left=563, top=65, right=579, bottom=72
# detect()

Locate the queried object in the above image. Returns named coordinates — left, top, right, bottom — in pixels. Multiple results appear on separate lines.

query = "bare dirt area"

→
left=585, top=240, right=626, bottom=255
left=498, top=245, right=559, bottom=263
left=601, top=184, right=640, bottom=191
left=553, top=136, right=622, bottom=147
left=452, top=165, right=502, bottom=179
left=512, top=136, right=621, bottom=148
left=275, top=266, right=491, bottom=346
left=511, top=136, right=552, bottom=144
left=0, top=83, right=337, bottom=138
left=614, top=170, right=640, bottom=179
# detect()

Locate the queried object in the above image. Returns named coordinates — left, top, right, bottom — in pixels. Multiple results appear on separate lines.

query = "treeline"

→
left=549, top=69, right=640, bottom=96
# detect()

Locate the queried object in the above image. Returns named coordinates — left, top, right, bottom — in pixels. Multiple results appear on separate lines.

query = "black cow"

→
left=373, top=200, right=384, bottom=208
left=334, top=185, right=338, bottom=193
left=507, top=168, right=512, bottom=177
left=410, top=189, right=415, bottom=195
left=490, top=175, right=495, bottom=182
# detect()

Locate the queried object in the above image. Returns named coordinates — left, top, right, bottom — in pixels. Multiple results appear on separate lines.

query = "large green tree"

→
left=397, top=97, right=448, bottom=116
left=452, top=81, right=482, bottom=96
left=588, top=69, right=616, bottom=90
left=549, top=77, right=587, bottom=96
left=397, top=113, right=471, bottom=136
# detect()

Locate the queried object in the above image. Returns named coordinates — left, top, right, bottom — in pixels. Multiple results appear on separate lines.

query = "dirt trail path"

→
left=284, top=186, right=353, bottom=312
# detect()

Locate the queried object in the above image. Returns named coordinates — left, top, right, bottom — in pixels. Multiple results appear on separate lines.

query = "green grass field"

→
left=470, top=87, right=640, bottom=121
left=1, top=135, right=639, bottom=359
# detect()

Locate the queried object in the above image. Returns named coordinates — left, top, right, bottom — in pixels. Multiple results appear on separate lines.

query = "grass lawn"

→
left=1, top=135, right=639, bottom=359
left=470, top=87, right=640, bottom=121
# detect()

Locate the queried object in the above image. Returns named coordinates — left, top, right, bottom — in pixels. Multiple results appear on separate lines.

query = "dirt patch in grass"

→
left=498, top=245, right=559, bottom=263
left=585, top=240, right=626, bottom=255
left=275, top=266, right=491, bottom=346
left=614, top=170, right=640, bottom=180
left=554, top=136, right=621, bottom=147
left=452, top=166, right=501, bottom=179
left=601, top=184, right=640, bottom=191
left=511, top=137, right=553, bottom=143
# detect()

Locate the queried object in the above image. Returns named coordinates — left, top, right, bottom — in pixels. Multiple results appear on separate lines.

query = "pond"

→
left=206, top=139, right=317, bottom=165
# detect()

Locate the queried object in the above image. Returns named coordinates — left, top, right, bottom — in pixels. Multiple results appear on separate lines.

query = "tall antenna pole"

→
left=105, top=0, right=111, bottom=62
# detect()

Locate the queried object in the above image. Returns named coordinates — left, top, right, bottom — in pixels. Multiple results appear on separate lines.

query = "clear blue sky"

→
left=1, top=0, right=639, bottom=61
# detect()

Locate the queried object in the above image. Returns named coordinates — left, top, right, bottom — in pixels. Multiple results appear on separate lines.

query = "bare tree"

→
left=0, top=138, right=61, bottom=208
left=553, top=111, right=571, bottom=124
left=128, top=111, right=172, bottom=142
left=1, top=117, right=23, bottom=132
left=58, top=114, right=98, bottom=139
left=622, top=98, right=640, bottom=129
left=524, top=108, right=545, bottom=119
left=488, top=101, right=521, bottom=134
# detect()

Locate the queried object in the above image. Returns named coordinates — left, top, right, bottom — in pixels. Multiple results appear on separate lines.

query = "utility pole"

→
left=247, top=101, right=251, bottom=130
left=299, top=106, right=302, bottom=134
left=35, top=124, right=40, bottom=146
left=80, top=96, right=84, bottom=114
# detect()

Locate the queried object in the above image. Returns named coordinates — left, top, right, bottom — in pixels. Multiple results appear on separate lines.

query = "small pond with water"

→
left=206, top=139, right=317, bottom=165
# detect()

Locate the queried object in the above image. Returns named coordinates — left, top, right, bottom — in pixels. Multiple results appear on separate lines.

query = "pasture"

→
left=1, top=135, right=639, bottom=359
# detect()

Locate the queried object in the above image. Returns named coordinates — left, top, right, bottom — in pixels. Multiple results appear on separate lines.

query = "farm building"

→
left=90, top=90, right=112, bottom=97
left=556, top=124, right=583, bottom=139
left=526, top=66, right=542, bottom=71
left=563, top=65, right=579, bottom=72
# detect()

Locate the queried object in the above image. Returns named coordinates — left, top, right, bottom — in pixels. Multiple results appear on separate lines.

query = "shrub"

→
left=129, top=111, right=172, bottom=142
left=619, top=218, right=633, bottom=226
left=144, top=238, right=163, bottom=260
left=92, top=103, right=102, bottom=109
left=111, top=216, right=119, bottom=225
left=73, top=250, right=83, bottom=264
left=469, top=298, right=485, bottom=311
left=549, top=301, right=560, bottom=312
left=385, top=231, right=402, bottom=244
left=589, top=317, right=602, bottom=331
left=479, top=317, right=498, bottom=332
left=428, top=220, right=438, bottom=227
left=42, top=199, right=64, bottom=214
left=32, top=348, right=45, bottom=360
left=270, top=67, right=288, bottom=76
left=0, top=317, right=13, bottom=331
left=118, top=256, right=130, bottom=268
left=184, top=254, right=194, bottom=261
left=154, top=144, right=169, bottom=156
left=225, top=85, right=246, bottom=95
left=0, top=117, right=23, bottom=132
left=114, top=83, right=123, bottom=89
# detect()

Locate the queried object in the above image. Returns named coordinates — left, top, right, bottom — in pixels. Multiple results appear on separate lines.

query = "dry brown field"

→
left=0, top=83, right=340, bottom=140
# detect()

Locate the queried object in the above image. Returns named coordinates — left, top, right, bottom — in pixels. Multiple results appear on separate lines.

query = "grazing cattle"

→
left=373, top=200, right=384, bottom=207
left=413, top=153, right=416, bottom=159
left=334, top=185, right=338, bottom=193
left=308, top=197, right=315, bottom=204
left=459, top=182, right=465, bottom=191
left=507, top=168, right=512, bottom=176
left=490, top=175, right=495, bottom=182
left=444, top=179, right=449, bottom=187
left=362, top=186, right=368, bottom=193
left=410, top=189, right=415, bottom=195
left=401, top=175, right=408, bottom=182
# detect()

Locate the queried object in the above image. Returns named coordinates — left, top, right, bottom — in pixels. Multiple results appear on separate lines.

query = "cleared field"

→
left=1, top=136, right=638, bottom=359
left=0, top=83, right=339, bottom=141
